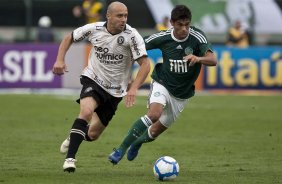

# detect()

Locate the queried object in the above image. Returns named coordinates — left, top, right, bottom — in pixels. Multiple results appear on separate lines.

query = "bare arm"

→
left=183, top=50, right=217, bottom=67
left=125, top=56, right=151, bottom=107
left=52, top=33, right=73, bottom=75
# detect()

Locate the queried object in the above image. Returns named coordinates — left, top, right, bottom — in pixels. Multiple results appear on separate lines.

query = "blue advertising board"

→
left=205, top=46, right=282, bottom=90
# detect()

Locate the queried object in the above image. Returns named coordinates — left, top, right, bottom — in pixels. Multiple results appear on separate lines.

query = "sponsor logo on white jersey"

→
left=94, top=46, right=124, bottom=64
left=131, top=36, right=140, bottom=55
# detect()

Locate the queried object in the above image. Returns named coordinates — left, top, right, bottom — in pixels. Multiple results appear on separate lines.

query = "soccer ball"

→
left=153, top=156, right=179, bottom=181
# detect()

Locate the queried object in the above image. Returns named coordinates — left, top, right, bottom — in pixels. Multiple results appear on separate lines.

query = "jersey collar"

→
left=104, top=22, right=127, bottom=35
left=171, top=28, right=189, bottom=42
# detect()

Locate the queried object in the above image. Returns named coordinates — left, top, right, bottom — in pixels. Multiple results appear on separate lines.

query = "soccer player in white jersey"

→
left=52, top=1, right=150, bottom=172
left=109, top=5, right=217, bottom=164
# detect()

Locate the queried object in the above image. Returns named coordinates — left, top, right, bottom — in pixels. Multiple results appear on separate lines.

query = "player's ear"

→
left=106, top=12, right=110, bottom=20
left=170, top=19, right=174, bottom=26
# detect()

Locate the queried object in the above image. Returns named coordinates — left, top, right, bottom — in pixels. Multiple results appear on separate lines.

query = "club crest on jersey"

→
left=185, top=47, right=193, bottom=55
left=117, top=36, right=124, bottom=44
left=154, top=92, right=161, bottom=97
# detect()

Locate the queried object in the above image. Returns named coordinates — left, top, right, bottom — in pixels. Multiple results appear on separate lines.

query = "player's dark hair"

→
left=171, top=5, right=192, bottom=22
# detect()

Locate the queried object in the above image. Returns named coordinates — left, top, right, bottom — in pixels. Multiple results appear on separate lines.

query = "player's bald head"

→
left=107, top=1, right=127, bottom=14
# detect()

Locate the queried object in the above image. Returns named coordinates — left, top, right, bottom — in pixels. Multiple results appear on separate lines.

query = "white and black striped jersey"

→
left=72, top=21, right=147, bottom=97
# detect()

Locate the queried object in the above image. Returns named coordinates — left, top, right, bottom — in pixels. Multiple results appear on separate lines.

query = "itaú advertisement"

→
left=205, top=47, right=282, bottom=90
left=0, top=44, right=61, bottom=88
left=133, top=46, right=282, bottom=91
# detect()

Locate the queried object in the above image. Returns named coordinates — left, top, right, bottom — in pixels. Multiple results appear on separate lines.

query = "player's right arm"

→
left=53, top=23, right=95, bottom=75
left=52, top=33, right=73, bottom=75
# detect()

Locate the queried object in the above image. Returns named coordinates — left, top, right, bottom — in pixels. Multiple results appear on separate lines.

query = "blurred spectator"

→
left=241, top=21, right=255, bottom=46
left=72, top=0, right=104, bottom=26
left=36, top=16, right=54, bottom=42
left=155, top=16, right=171, bottom=31
left=83, top=0, right=104, bottom=24
left=226, top=20, right=249, bottom=48
left=72, top=5, right=86, bottom=26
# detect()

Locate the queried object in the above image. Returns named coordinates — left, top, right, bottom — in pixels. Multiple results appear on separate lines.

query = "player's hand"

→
left=183, top=54, right=200, bottom=66
left=125, top=88, right=137, bottom=108
left=52, top=61, right=69, bottom=75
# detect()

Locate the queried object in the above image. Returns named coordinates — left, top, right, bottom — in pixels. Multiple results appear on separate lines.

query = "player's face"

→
left=107, top=6, right=128, bottom=34
left=171, top=19, right=190, bottom=40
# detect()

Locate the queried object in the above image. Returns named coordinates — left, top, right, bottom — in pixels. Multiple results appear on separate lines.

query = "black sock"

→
left=66, top=118, right=88, bottom=159
left=84, top=125, right=93, bottom=142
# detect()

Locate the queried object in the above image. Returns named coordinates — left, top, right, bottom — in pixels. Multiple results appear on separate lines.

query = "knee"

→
left=87, top=127, right=102, bottom=141
left=87, top=131, right=100, bottom=141
left=149, top=126, right=159, bottom=138
left=147, top=111, right=161, bottom=123
left=79, top=108, right=93, bottom=122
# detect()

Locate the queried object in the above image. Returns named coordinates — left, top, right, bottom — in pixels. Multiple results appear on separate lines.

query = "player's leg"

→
left=60, top=137, right=70, bottom=154
left=60, top=112, right=101, bottom=153
left=62, top=76, right=101, bottom=172
left=127, top=120, right=167, bottom=161
left=60, top=112, right=97, bottom=154
left=85, top=112, right=106, bottom=141
left=109, top=81, right=165, bottom=164
left=117, top=103, right=163, bottom=154
left=63, top=96, right=97, bottom=172
left=109, top=103, right=163, bottom=164
left=127, top=88, right=189, bottom=161
left=108, top=114, right=153, bottom=164
left=63, top=75, right=122, bottom=171
left=67, top=97, right=97, bottom=157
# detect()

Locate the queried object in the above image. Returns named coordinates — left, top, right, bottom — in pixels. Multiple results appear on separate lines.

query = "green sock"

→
left=132, top=128, right=155, bottom=147
left=118, top=116, right=152, bottom=155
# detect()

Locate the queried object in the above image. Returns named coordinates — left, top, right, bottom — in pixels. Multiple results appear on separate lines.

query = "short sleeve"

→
left=199, top=42, right=213, bottom=56
left=195, top=29, right=213, bottom=56
left=129, top=29, right=148, bottom=60
left=144, top=34, right=159, bottom=50
left=72, top=23, right=94, bottom=42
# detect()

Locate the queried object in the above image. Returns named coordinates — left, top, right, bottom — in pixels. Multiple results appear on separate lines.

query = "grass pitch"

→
left=0, top=93, right=281, bottom=184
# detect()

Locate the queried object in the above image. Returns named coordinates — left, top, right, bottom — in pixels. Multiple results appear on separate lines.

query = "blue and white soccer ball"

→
left=153, top=156, right=179, bottom=181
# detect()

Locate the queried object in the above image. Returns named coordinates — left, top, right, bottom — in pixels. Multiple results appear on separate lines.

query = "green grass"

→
left=0, top=94, right=281, bottom=184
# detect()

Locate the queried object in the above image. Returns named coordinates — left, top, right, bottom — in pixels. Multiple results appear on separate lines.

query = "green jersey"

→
left=144, top=26, right=213, bottom=99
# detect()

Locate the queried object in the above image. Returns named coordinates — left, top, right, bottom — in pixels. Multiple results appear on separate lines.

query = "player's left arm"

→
left=125, top=29, right=151, bottom=107
left=125, top=56, right=150, bottom=108
left=184, top=50, right=217, bottom=66
left=184, top=28, right=217, bottom=67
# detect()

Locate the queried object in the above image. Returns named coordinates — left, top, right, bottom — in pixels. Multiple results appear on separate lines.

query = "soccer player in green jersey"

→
left=109, top=4, right=217, bottom=164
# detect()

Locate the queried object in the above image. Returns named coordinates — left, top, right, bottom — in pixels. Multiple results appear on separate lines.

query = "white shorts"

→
left=148, top=81, right=188, bottom=127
